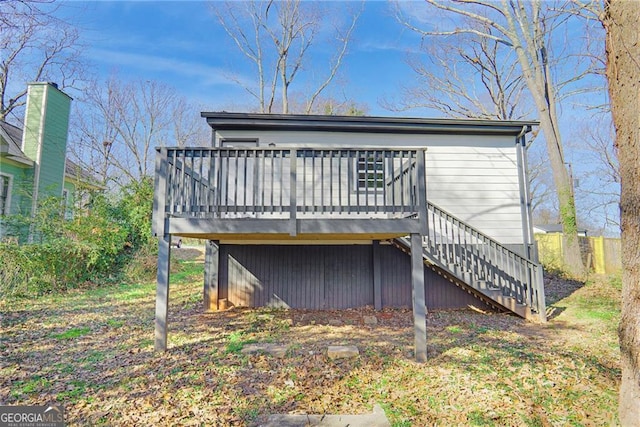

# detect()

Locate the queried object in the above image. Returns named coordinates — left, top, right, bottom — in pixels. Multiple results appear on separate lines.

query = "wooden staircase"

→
left=394, top=202, right=546, bottom=321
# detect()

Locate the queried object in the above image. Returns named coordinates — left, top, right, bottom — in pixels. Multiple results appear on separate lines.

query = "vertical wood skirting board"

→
left=411, top=233, right=427, bottom=362
left=154, top=233, right=171, bottom=351
left=373, top=240, right=382, bottom=310
left=204, top=240, right=220, bottom=311
left=219, top=244, right=229, bottom=302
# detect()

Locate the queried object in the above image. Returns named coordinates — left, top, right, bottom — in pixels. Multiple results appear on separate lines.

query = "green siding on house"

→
left=0, top=160, right=33, bottom=215
left=23, top=83, right=72, bottom=204
left=21, top=85, right=44, bottom=161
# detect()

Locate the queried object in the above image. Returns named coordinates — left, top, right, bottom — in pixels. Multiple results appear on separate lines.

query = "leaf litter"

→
left=0, top=256, right=620, bottom=426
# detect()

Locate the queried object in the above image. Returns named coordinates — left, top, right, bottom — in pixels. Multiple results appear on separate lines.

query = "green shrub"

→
left=0, top=176, right=156, bottom=297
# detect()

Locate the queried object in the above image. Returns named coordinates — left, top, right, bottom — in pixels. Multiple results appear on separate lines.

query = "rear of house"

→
left=152, top=112, right=545, bottom=359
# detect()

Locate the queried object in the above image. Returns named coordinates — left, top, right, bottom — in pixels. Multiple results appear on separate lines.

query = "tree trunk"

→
left=604, top=1, right=640, bottom=425
left=537, top=107, right=585, bottom=277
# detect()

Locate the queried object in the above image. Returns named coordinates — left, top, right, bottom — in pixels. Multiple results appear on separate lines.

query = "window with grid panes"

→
left=356, top=154, right=384, bottom=190
left=0, top=174, right=11, bottom=215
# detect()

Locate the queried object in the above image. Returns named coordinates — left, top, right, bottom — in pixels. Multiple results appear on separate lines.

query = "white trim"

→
left=0, top=172, right=13, bottom=215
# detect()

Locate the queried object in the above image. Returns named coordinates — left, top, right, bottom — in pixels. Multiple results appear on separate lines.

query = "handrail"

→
left=424, top=201, right=546, bottom=320
left=153, top=146, right=426, bottom=221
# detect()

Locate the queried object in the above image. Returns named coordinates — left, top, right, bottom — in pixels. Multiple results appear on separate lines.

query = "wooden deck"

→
left=152, top=146, right=429, bottom=361
left=151, top=146, right=545, bottom=361
left=153, top=147, right=428, bottom=240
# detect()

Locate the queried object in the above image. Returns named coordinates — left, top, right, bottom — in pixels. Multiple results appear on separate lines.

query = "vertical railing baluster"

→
left=277, top=149, right=282, bottom=213
left=329, top=150, right=334, bottom=213
left=337, top=150, right=343, bottom=213
left=197, top=150, right=202, bottom=214
left=268, top=150, right=274, bottom=213
left=290, top=149, right=297, bottom=236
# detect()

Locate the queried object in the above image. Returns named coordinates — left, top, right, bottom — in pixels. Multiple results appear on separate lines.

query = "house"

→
left=0, top=82, right=98, bottom=238
left=152, top=112, right=546, bottom=361
left=533, top=224, right=588, bottom=237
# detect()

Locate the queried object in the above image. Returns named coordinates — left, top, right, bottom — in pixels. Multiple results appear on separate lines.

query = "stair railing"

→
left=424, top=201, right=546, bottom=320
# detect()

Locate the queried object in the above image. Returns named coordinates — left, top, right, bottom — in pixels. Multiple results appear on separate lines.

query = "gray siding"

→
left=219, top=243, right=491, bottom=311
left=215, top=129, right=525, bottom=244
left=378, top=244, right=483, bottom=309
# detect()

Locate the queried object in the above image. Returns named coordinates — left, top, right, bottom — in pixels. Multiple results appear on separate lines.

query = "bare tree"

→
left=214, top=0, right=361, bottom=114
left=398, top=0, right=588, bottom=276
left=573, top=113, right=620, bottom=231
left=72, top=78, right=208, bottom=188
left=602, top=1, right=640, bottom=423
left=270, top=92, right=369, bottom=116
left=387, top=21, right=529, bottom=121
left=387, top=14, right=563, bottom=231
left=0, top=0, right=84, bottom=122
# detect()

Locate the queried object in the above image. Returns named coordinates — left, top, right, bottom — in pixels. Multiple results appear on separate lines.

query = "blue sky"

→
left=50, top=1, right=617, bottom=233
left=64, top=1, right=426, bottom=115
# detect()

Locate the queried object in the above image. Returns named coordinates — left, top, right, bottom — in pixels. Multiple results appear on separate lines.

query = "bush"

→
left=0, top=176, right=156, bottom=297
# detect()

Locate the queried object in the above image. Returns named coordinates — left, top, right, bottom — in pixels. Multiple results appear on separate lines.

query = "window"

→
left=0, top=174, right=11, bottom=215
left=220, top=139, right=258, bottom=148
left=356, top=154, right=385, bottom=191
left=62, top=189, right=73, bottom=220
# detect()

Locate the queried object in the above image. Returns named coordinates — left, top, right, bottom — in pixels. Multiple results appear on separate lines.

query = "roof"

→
left=533, top=224, right=588, bottom=235
left=0, top=119, right=100, bottom=186
left=0, top=120, right=31, bottom=162
left=65, top=158, right=100, bottom=185
left=201, top=112, right=539, bottom=136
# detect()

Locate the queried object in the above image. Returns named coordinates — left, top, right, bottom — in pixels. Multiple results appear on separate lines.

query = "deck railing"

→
left=154, top=147, right=426, bottom=222
left=423, top=201, right=546, bottom=319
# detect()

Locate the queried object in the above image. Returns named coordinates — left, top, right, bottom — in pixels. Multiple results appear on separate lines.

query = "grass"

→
left=0, top=257, right=621, bottom=426
left=51, top=327, right=91, bottom=340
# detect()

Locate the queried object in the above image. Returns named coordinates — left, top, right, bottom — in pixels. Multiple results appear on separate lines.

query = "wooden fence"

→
left=534, top=233, right=622, bottom=274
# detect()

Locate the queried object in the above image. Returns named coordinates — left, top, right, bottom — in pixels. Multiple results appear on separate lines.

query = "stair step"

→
left=476, top=280, right=491, bottom=290
left=395, top=235, right=540, bottom=321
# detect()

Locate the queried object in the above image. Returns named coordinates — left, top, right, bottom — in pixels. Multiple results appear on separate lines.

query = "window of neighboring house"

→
left=356, top=154, right=385, bottom=191
left=0, top=174, right=12, bottom=215
left=220, top=139, right=259, bottom=148
left=62, top=189, right=73, bottom=220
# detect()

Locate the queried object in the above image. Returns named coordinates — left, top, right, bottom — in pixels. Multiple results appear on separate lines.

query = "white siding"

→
left=215, top=130, right=525, bottom=244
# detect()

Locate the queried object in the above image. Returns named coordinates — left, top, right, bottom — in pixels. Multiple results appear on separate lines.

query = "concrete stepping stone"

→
left=327, top=345, right=359, bottom=359
left=261, top=404, right=390, bottom=427
left=363, top=315, right=378, bottom=326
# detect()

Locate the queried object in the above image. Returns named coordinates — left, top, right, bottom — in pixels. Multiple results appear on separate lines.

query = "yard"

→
left=0, top=248, right=621, bottom=426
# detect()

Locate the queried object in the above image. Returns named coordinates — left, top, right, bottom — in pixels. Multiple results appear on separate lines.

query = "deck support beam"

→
left=204, top=240, right=219, bottom=311
left=411, top=233, right=427, bottom=362
left=154, top=233, right=171, bottom=351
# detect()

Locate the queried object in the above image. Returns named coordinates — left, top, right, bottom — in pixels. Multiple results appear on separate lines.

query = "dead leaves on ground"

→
left=0, top=273, right=620, bottom=426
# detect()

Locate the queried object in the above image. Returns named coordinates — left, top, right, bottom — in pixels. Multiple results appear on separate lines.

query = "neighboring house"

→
left=152, top=112, right=546, bottom=360
left=0, top=82, right=98, bottom=238
left=533, top=224, right=588, bottom=237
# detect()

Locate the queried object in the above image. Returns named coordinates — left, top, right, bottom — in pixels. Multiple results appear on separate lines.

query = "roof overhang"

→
left=0, top=153, right=33, bottom=166
left=201, top=112, right=538, bottom=136
left=64, top=173, right=105, bottom=190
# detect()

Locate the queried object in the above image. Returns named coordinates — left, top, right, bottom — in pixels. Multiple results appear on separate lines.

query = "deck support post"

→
left=411, top=233, right=427, bottom=362
left=373, top=240, right=382, bottom=310
left=535, top=263, right=547, bottom=322
left=154, top=233, right=171, bottom=351
left=204, top=240, right=219, bottom=311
